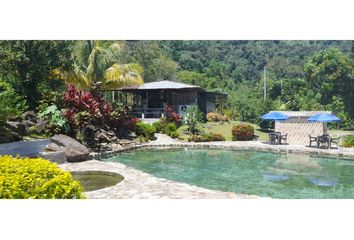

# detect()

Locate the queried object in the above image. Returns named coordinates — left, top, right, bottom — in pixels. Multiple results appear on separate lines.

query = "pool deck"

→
left=59, top=134, right=354, bottom=199
left=146, top=134, right=354, bottom=160
left=60, top=160, right=255, bottom=199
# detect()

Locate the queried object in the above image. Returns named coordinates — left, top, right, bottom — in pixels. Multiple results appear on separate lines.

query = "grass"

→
left=177, top=121, right=269, bottom=141
left=176, top=120, right=354, bottom=142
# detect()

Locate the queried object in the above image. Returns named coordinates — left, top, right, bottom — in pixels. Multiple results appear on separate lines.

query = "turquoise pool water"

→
left=102, top=148, right=354, bottom=198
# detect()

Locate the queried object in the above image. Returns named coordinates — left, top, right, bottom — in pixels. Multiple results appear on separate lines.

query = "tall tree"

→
left=0, top=40, right=73, bottom=109
left=66, top=41, right=144, bottom=92
left=304, top=48, right=354, bottom=118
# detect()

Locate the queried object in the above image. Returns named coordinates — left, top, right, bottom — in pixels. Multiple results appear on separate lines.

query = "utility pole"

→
left=263, top=65, right=267, bottom=101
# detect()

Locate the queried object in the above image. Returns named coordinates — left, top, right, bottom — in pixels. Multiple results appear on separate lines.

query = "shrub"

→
left=152, top=121, right=179, bottom=138
left=62, top=85, right=136, bottom=141
left=342, top=135, right=354, bottom=148
left=164, top=105, right=181, bottom=124
left=232, top=123, right=254, bottom=141
left=165, top=122, right=177, bottom=134
left=0, top=80, right=27, bottom=125
left=152, top=121, right=164, bottom=133
left=38, top=104, right=69, bottom=134
left=0, top=156, right=85, bottom=199
left=165, top=123, right=179, bottom=138
left=188, top=132, right=225, bottom=142
left=183, top=105, right=204, bottom=134
left=63, top=84, right=112, bottom=134
left=220, top=115, right=230, bottom=122
left=168, top=131, right=180, bottom=139
left=223, top=109, right=234, bottom=120
left=207, top=112, right=222, bottom=122
left=188, top=135, right=205, bottom=142
left=135, top=122, right=156, bottom=141
left=37, top=90, right=64, bottom=113
left=207, top=112, right=230, bottom=122
left=208, top=133, right=226, bottom=141
left=258, top=119, right=274, bottom=130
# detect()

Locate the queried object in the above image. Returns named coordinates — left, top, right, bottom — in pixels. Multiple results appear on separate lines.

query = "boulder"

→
left=22, top=111, right=37, bottom=122
left=35, top=120, right=49, bottom=134
left=39, top=151, right=67, bottom=164
left=22, top=120, right=35, bottom=128
left=0, top=127, right=22, bottom=143
left=95, top=130, right=111, bottom=143
left=110, top=143, right=123, bottom=151
left=5, top=121, right=29, bottom=136
left=47, top=134, right=89, bottom=162
left=83, top=124, right=96, bottom=147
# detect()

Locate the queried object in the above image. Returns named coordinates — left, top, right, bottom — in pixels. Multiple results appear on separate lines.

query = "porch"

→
left=109, top=80, right=227, bottom=121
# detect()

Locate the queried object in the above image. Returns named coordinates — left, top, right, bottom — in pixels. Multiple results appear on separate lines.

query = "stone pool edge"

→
left=60, top=160, right=257, bottom=199
left=93, top=141, right=354, bottom=161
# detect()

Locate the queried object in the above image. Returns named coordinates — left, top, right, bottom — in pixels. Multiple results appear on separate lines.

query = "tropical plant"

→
left=163, top=105, right=181, bottom=125
left=342, top=135, right=354, bottom=148
left=0, top=155, right=85, bottom=199
left=38, top=105, right=68, bottom=133
left=65, top=41, right=144, bottom=92
left=183, top=105, right=204, bottom=134
left=135, top=122, right=156, bottom=141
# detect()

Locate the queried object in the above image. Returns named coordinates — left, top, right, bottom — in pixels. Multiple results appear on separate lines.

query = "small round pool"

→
left=102, top=148, right=354, bottom=199
left=71, top=171, right=123, bottom=192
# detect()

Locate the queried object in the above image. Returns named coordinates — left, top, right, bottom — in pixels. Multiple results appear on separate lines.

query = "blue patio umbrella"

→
left=307, top=113, right=341, bottom=123
left=261, top=111, right=289, bottom=121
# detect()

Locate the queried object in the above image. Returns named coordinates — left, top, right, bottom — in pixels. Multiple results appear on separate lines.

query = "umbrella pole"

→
left=323, top=122, right=328, bottom=134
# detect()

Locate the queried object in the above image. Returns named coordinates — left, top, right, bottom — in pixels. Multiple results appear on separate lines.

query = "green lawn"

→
left=177, top=121, right=269, bottom=141
left=177, top=121, right=354, bottom=142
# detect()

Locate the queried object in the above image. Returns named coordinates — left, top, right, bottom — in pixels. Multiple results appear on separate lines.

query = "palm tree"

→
left=66, top=40, right=144, bottom=92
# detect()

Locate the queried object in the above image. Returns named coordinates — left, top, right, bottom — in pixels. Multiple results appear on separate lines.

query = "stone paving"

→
left=60, top=160, right=256, bottom=199
left=60, top=134, right=354, bottom=199
left=148, top=134, right=354, bottom=159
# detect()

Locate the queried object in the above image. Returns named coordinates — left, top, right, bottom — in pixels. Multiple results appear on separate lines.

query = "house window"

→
left=178, top=91, right=196, bottom=105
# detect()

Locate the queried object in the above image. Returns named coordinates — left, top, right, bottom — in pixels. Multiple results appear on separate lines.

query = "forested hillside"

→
left=124, top=40, right=354, bottom=128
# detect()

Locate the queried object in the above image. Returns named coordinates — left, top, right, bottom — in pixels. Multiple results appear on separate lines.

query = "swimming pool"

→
left=102, top=148, right=354, bottom=198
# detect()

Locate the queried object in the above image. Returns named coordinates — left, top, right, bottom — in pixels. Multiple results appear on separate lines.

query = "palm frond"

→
left=103, top=63, right=144, bottom=90
left=65, top=65, right=91, bottom=90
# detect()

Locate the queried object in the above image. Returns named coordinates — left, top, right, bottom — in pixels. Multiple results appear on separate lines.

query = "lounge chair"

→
left=309, top=135, right=317, bottom=147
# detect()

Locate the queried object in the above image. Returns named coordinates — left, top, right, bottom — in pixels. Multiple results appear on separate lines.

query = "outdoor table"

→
left=317, top=134, right=331, bottom=149
left=268, top=132, right=282, bottom=145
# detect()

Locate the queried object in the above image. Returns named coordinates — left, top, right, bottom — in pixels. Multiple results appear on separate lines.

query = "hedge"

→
left=0, top=156, right=85, bottom=199
left=135, top=122, right=156, bottom=141
left=231, top=123, right=254, bottom=141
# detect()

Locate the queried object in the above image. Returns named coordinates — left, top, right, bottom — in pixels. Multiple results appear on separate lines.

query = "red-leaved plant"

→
left=62, top=84, right=138, bottom=141
left=63, top=84, right=112, bottom=120
left=163, top=105, right=181, bottom=124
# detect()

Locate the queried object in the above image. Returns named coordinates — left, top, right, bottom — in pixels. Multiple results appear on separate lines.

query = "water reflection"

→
left=263, top=152, right=339, bottom=187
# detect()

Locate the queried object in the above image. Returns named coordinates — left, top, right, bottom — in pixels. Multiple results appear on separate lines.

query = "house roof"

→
left=119, top=80, right=201, bottom=91
left=272, top=111, right=331, bottom=118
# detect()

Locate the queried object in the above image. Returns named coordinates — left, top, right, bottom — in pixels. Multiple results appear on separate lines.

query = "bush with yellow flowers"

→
left=0, top=155, right=85, bottom=199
